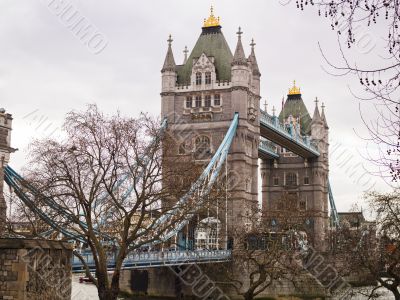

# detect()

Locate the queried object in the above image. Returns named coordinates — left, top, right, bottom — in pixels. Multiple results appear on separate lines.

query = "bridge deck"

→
left=259, top=110, right=319, bottom=158
left=72, top=250, right=232, bottom=272
left=258, top=138, right=279, bottom=160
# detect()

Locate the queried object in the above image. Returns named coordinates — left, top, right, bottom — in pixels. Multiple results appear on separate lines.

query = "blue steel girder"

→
left=259, top=110, right=319, bottom=158
left=4, top=165, right=111, bottom=241
left=4, top=169, right=87, bottom=243
left=328, top=180, right=340, bottom=228
left=146, top=113, right=239, bottom=245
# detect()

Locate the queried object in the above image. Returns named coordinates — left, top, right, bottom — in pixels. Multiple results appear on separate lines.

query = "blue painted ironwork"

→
left=4, top=167, right=87, bottom=243
left=72, top=249, right=232, bottom=272
left=4, top=114, right=239, bottom=248
left=328, top=180, right=340, bottom=228
left=258, top=138, right=279, bottom=159
left=259, top=109, right=319, bottom=156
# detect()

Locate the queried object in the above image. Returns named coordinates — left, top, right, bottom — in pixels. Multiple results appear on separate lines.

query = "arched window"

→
left=195, top=136, right=210, bottom=159
left=286, top=173, right=297, bottom=186
left=196, top=72, right=202, bottom=85
left=205, top=72, right=211, bottom=84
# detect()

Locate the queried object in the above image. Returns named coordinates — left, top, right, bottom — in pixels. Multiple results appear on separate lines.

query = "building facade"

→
left=161, top=9, right=261, bottom=243
left=261, top=87, right=330, bottom=250
left=161, top=8, right=330, bottom=251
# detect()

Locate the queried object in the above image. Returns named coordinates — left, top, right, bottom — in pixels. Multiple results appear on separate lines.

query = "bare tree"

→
left=367, top=190, right=400, bottom=299
left=22, top=104, right=205, bottom=300
left=208, top=206, right=310, bottom=300
left=293, top=0, right=400, bottom=183
left=328, top=190, right=400, bottom=299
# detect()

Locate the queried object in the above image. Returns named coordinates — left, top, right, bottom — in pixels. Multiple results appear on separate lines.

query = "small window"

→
left=196, top=72, right=202, bottom=85
left=304, top=176, right=310, bottom=185
left=214, top=94, right=220, bottom=106
left=205, top=72, right=211, bottom=84
left=186, top=96, right=192, bottom=108
left=273, top=177, right=279, bottom=186
left=195, top=96, right=202, bottom=108
left=205, top=95, right=211, bottom=107
left=300, top=196, right=308, bottom=210
left=300, top=200, right=306, bottom=210
left=286, top=173, right=297, bottom=186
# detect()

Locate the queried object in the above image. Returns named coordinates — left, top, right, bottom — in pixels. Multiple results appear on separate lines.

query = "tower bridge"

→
left=0, top=6, right=340, bottom=299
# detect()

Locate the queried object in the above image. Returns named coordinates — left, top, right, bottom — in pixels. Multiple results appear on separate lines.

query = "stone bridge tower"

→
left=261, top=84, right=329, bottom=251
left=0, top=109, right=15, bottom=236
left=161, top=8, right=261, bottom=243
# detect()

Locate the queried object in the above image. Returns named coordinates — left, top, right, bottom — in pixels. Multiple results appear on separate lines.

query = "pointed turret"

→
left=311, top=97, right=322, bottom=124
left=232, top=27, right=247, bottom=66
left=231, top=27, right=251, bottom=114
left=161, top=35, right=176, bottom=73
left=161, top=35, right=177, bottom=95
left=248, top=39, right=261, bottom=77
left=311, top=97, right=326, bottom=143
left=321, top=102, right=329, bottom=129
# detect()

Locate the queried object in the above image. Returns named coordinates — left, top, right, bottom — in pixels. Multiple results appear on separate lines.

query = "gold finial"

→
left=288, top=80, right=301, bottom=95
left=203, top=5, right=221, bottom=28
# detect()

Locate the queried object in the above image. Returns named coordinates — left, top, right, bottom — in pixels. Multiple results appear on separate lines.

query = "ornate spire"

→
left=203, top=5, right=220, bottom=28
left=161, top=34, right=176, bottom=73
left=288, top=80, right=301, bottom=95
left=311, top=97, right=321, bottom=123
left=232, top=27, right=247, bottom=66
left=248, top=38, right=261, bottom=76
left=321, top=102, right=329, bottom=128
left=183, top=46, right=189, bottom=64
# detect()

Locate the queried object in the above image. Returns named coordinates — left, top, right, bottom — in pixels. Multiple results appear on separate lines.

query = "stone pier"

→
left=0, top=238, right=73, bottom=300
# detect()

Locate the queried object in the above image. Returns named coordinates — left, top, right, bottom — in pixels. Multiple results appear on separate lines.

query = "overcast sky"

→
left=0, top=0, right=392, bottom=213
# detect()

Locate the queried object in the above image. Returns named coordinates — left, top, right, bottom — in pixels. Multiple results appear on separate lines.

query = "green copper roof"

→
left=279, top=94, right=312, bottom=135
left=177, top=26, right=233, bottom=84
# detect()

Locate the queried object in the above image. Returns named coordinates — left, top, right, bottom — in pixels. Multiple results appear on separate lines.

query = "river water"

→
left=71, top=274, right=395, bottom=300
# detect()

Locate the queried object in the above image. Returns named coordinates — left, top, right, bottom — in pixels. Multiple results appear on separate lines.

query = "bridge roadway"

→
left=72, top=249, right=232, bottom=272
left=259, top=110, right=319, bottom=159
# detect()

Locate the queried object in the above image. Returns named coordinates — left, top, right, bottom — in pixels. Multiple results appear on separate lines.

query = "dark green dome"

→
left=176, top=26, right=233, bottom=85
left=279, top=94, right=312, bottom=135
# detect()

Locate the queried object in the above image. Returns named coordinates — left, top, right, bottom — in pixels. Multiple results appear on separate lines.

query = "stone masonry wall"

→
left=0, top=238, right=73, bottom=300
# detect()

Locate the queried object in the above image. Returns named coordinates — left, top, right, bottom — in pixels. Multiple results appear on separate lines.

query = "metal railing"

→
left=72, top=249, right=232, bottom=272
left=258, top=138, right=279, bottom=158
